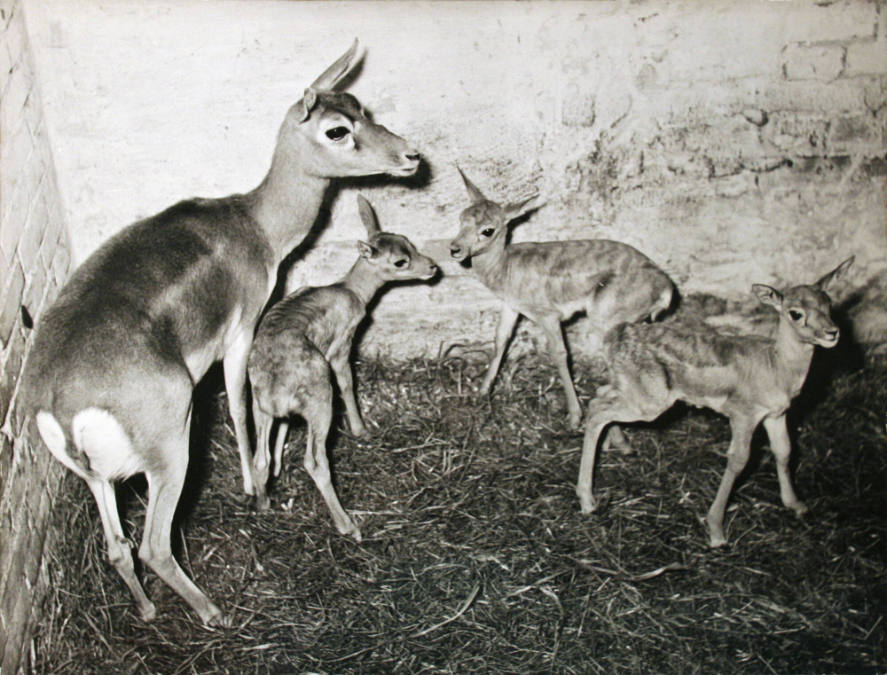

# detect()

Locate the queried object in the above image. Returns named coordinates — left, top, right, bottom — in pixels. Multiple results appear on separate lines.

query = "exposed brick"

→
left=845, top=40, right=887, bottom=76
left=782, top=1, right=878, bottom=43
left=828, top=114, right=883, bottom=153
left=0, top=259, right=24, bottom=346
left=783, top=43, right=846, bottom=81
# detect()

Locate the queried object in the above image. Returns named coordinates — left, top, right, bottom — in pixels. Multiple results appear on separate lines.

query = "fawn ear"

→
left=356, top=194, right=381, bottom=237
left=504, top=194, right=540, bottom=223
left=309, top=39, right=361, bottom=91
left=815, top=256, right=854, bottom=292
left=752, top=284, right=783, bottom=309
left=298, top=88, right=319, bottom=123
left=457, top=166, right=488, bottom=204
left=357, top=240, right=379, bottom=260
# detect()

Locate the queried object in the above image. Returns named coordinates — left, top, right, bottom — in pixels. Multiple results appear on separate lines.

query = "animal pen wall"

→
left=1, top=0, right=885, bottom=669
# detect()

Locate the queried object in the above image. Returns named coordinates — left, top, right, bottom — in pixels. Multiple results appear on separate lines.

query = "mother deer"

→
left=18, top=41, right=419, bottom=627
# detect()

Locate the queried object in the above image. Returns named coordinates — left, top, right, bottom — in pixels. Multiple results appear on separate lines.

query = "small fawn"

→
left=18, top=41, right=420, bottom=626
left=248, top=195, right=438, bottom=541
left=578, top=257, right=854, bottom=547
left=449, top=168, right=674, bottom=432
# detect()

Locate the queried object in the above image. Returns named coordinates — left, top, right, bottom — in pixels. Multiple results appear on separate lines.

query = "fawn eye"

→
left=481, top=228, right=495, bottom=238
left=394, top=259, right=408, bottom=268
left=789, top=310, right=804, bottom=322
left=325, top=126, right=350, bottom=141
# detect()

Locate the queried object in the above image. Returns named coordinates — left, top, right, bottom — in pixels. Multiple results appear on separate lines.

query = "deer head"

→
left=448, top=167, right=538, bottom=261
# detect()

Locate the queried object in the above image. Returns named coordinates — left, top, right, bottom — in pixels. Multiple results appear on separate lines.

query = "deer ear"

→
left=815, top=256, right=854, bottom=292
left=752, top=283, right=783, bottom=309
left=309, top=39, right=361, bottom=91
left=298, top=88, right=318, bottom=123
left=457, top=166, right=487, bottom=204
left=503, top=194, right=540, bottom=223
left=357, top=240, right=378, bottom=260
left=356, top=195, right=381, bottom=237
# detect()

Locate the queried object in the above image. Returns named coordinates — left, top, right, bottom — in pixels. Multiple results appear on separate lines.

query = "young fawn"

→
left=17, top=41, right=421, bottom=626
left=578, top=257, right=854, bottom=547
left=248, top=196, right=437, bottom=540
left=449, top=168, right=674, bottom=433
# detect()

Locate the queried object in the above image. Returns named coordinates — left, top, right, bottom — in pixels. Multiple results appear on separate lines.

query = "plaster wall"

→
left=23, top=0, right=887, bottom=358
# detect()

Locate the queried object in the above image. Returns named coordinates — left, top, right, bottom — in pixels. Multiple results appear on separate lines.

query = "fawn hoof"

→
left=706, top=518, right=727, bottom=548
left=137, top=601, right=158, bottom=623
left=204, top=606, right=231, bottom=628
left=578, top=490, right=610, bottom=515
left=567, top=413, right=583, bottom=430
left=790, top=501, right=809, bottom=518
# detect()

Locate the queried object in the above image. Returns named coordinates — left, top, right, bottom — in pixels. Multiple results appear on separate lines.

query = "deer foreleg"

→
left=707, top=415, right=756, bottom=547
left=480, top=306, right=519, bottom=396
left=762, top=415, right=808, bottom=518
left=224, top=327, right=257, bottom=496
left=330, top=352, right=367, bottom=437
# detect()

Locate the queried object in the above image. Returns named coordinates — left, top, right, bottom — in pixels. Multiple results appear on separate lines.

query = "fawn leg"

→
left=706, top=415, right=756, bottom=548
left=480, top=305, right=519, bottom=396
left=537, top=313, right=582, bottom=428
left=762, top=415, right=808, bottom=517
left=302, top=391, right=362, bottom=542
left=330, top=353, right=367, bottom=437
left=273, top=419, right=290, bottom=478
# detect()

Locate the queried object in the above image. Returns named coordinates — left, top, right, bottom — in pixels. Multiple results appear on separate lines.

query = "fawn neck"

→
left=246, top=135, right=331, bottom=265
left=342, top=258, right=387, bottom=306
left=769, top=317, right=816, bottom=395
left=471, top=238, right=510, bottom=293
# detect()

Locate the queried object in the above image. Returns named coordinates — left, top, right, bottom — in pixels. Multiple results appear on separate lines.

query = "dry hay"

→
left=30, top=345, right=886, bottom=674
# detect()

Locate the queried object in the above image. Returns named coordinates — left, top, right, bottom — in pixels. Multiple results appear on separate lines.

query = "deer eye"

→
left=325, top=126, right=350, bottom=141
left=789, top=310, right=804, bottom=322
left=394, top=259, right=408, bottom=268
left=480, top=228, right=495, bottom=238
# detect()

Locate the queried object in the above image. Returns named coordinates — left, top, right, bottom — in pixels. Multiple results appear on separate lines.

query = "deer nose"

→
left=404, top=151, right=420, bottom=163
left=449, top=243, right=462, bottom=257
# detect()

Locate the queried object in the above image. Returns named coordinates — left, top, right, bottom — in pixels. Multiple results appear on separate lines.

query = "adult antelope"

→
left=17, top=41, right=420, bottom=626
left=449, top=168, right=674, bottom=433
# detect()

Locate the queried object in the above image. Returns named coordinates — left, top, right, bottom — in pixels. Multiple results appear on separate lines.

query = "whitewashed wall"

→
left=24, top=0, right=887, bottom=357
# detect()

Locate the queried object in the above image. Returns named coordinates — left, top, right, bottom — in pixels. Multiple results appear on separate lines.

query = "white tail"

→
left=247, top=195, right=438, bottom=540
left=449, top=167, right=674, bottom=430
left=578, top=257, right=854, bottom=547
left=17, top=41, right=421, bottom=626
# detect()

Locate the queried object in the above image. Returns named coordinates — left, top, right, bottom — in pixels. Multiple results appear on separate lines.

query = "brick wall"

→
left=0, top=0, right=72, bottom=670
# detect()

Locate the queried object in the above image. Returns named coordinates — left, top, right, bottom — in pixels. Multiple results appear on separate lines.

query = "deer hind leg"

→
left=301, top=386, right=362, bottom=542
left=706, top=414, right=756, bottom=548
left=273, top=419, right=290, bottom=479
left=577, top=379, right=670, bottom=514
left=86, top=477, right=157, bottom=621
left=480, top=305, right=520, bottom=396
left=537, top=313, right=582, bottom=429
left=762, top=415, right=808, bottom=518
left=140, top=413, right=226, bottom=626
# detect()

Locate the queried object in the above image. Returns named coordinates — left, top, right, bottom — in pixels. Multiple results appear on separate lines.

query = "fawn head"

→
left=449, top=167, right=538, bottom=261
left=356, top=195, right=438, bottom=282
left=752, top=256, right=854, bottom=349
left=280, top=40, right=420, bottom=179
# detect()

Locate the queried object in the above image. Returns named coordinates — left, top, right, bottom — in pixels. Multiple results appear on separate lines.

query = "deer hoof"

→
left=791, top=501, right=809, bottom=518
left=138, top=601, right=157, bottom=623
left=253, top=493, right=271, bottom=512
left=205, top=608, right=231, bottom=628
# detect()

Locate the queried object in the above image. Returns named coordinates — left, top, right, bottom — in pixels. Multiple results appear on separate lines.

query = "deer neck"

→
left=770, top=319, right=816, bottom=395
left=247, top=137, right=331, bottom=265
left=342, top=259, right=385, bottom=307
left=471, top=239, right=509, bottom=293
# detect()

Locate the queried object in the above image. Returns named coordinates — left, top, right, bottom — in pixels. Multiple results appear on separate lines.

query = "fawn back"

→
left=578, top=257, right=854, bottom=547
